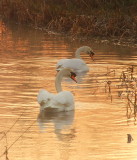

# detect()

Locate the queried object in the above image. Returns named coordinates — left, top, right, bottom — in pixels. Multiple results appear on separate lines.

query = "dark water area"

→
left=0, top=21, right=137, bottom=160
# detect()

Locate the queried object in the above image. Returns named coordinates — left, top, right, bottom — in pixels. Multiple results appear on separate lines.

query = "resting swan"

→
left=56, top=46, right=95, bottom=73
left=37, top=68, right=77, bottom=112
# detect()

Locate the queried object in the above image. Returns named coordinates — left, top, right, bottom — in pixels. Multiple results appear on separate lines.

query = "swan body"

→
left=56, top=46, right=95, bottom=73
left=37, top=68, right=77, bottom=112
left=57, top=59, right=89, bottom=73
left=38, top=90, right=74, bottom=112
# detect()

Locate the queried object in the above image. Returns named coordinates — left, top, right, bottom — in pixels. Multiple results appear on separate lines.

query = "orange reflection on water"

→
left=0, top=22, right=137, bottom=160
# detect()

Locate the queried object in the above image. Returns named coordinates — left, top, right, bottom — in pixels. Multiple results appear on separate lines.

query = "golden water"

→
left=0, top=22, right=137, bottom=160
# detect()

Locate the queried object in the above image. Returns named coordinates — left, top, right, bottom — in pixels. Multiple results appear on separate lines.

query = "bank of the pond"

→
left=1, top=0, right=137, bottom=47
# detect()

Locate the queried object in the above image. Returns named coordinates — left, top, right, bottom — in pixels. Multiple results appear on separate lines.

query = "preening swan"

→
left=37, top=68, right=77, bottom=112
left=56, top=46, right=95, bottom=73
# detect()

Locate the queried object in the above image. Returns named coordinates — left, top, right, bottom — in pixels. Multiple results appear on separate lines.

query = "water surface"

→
left=0, top=22, right=137, bottom=160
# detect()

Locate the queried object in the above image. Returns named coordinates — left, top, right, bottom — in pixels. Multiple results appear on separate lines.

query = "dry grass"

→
left=118, top=66, right=137, bottom=120
left=0, top=0, right=137, bottom=41
left=89, top=64, right=137, bottom=121
left=104, top=65, right=137, bottom=121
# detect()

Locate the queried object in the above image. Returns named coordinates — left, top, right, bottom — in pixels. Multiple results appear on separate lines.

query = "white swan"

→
left=37, top=68, right=77, bottom=112
left=56, top=46, right=95, bottom=73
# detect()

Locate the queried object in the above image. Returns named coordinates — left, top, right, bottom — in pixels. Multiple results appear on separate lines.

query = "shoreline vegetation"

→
left=0, top=0, right=137, bottom=46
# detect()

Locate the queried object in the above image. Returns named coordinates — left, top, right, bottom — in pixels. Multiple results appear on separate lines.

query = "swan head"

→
left=87, top=49, right=95, bottom=61
left=70, top=71, right=77, bottom=83
left=76, top=46, right=95, bottom=61
left=63, top=68, right=77, bottom=83
left=57, top=68, right=77, bottom=83
left=55, top=68, right=77, bottom=93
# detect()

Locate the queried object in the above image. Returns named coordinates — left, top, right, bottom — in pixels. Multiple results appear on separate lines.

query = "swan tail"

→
left=37, top=89, right=51, bottom=105
left=37, top=89, right=57, bottom=111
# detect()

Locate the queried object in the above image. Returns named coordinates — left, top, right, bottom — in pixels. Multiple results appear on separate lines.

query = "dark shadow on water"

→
left=127, top=134, right=134, bottom=143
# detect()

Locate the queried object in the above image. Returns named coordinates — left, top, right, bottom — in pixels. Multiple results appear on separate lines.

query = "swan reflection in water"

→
left=37, top=109, right=75, bottom=140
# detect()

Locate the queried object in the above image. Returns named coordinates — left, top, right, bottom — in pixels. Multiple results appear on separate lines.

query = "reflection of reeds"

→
left=0, top=132, right=9, bottom=160
left=126, top=90, right=137, bottom=123
left=0, top=113, right=24, bottom=142
left=0, top=120, right=35, bottom=159
left=105, top=81, right=113, bottom=102
left=0, top=109, right=35, bottom=159
left=91, top=65, right=137, bottom=121
left=0, top=115, right=22, bottom=159
left=118, top=66, right=137, bottom=121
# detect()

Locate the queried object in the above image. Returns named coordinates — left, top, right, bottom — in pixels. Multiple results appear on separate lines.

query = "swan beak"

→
left=71, top=75, right=77, bottom=83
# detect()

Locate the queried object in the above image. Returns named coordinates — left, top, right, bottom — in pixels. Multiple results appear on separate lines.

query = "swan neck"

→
left=75, top=49, right=82, bottom=59
left=55, top=72, right=63, bottom=93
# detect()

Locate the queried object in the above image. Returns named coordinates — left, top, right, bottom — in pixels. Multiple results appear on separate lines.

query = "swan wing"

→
left=52, top=91, right=74, bottom=111
left=56, top=59, right=69, bottom=66
left=37, top=89, right=52, bottom=105
left=37, top=90, right=74, bottom=112
left=56, top=59, right=88, bottom=72
left=56, top=59, right=69, bottom=71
